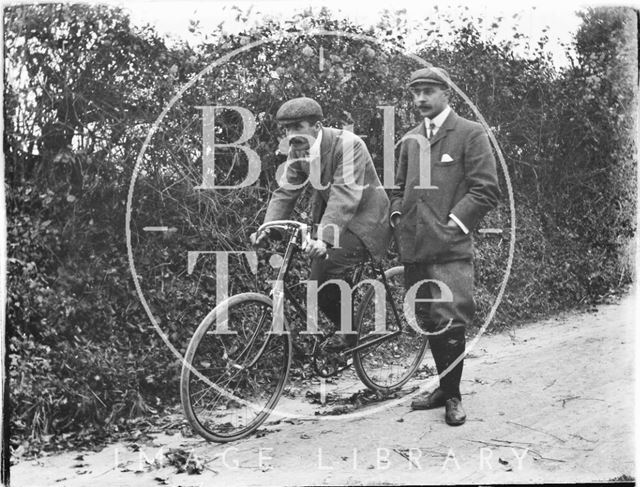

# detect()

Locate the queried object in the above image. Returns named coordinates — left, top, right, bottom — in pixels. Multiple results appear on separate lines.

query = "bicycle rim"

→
left=353, top=266, right=429, bottom=393
left=180, top=293, right=291, bottom=442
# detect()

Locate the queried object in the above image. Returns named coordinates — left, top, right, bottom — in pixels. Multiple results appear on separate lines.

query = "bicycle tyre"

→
left=353, top=266, right=429, bottom=393
left=180, top=292, right=292, bottom=442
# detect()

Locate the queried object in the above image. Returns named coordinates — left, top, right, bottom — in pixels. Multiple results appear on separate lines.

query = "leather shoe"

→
left=445, top=397, right=466, bottom=426
left=411, top=388, right=448, bottom=410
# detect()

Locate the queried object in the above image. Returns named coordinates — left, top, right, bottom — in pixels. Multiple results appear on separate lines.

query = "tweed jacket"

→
left=390, top=110, right=500, bottom=263
left=264, top=127, right=391, bottom=259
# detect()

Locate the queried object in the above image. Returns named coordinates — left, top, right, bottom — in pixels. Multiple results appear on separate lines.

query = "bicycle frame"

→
left=256, top=220, right=405, bottom=356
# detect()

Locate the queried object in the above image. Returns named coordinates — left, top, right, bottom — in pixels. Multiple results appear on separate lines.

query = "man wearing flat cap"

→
left=391, top=67, right=500, bottom=425
left=253, top=97, right=391, bottom=350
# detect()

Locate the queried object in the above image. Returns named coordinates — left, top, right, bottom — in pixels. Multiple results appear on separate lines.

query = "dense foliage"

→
left=4, top=4, right=636, bottom=448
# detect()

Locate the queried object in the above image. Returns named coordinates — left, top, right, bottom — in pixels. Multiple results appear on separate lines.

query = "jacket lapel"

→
left=310, top=127, right=334, bottom=222
left=319, top=127, right=334, bottom=187
left=429, top=110, right=458, bottom=147
left=417, top=120, right=427, bottom=139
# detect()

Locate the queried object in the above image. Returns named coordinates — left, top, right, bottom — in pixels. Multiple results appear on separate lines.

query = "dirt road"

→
left=12, top=293, right=636, bottom=486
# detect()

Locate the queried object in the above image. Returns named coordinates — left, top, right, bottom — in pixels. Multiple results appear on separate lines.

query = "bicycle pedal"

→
left=313, top=353, right=352, bottom=377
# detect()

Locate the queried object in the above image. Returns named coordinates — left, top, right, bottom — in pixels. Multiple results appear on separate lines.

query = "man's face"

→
left=280, top=120, right=321, bottom=151
left=410, top=83, right=449, bottom=119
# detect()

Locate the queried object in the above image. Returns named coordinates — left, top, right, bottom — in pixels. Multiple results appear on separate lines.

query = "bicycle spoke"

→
left=181, top=293, right=291, bottom=442
left=353, top=266, right=429, bottom=393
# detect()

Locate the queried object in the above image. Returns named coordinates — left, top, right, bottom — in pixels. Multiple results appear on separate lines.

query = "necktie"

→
left=428, top=122, right=436, bottom=141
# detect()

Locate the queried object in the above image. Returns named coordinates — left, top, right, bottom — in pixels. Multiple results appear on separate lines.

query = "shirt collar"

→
left=309, top=127, right=323, bottom=159
left=425, top=105, right=451, bottom=129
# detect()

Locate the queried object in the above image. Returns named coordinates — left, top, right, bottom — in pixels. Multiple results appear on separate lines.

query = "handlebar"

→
left=256, top=220, right=310, bottom=248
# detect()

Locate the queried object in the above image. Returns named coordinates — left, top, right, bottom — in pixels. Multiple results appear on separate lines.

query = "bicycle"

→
left=180, top=220, right=433, bottom=442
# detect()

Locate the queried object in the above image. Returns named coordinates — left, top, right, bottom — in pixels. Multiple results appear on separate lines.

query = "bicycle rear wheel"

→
left=180, top=292, right=291, bottom=442
left=353, top=266, right=429, bottom=393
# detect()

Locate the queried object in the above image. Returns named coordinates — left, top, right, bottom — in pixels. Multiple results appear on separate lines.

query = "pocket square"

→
left=440, top=154, right=454, bottom=162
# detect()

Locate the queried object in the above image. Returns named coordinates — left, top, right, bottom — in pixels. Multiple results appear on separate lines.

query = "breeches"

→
left=309, top=230, right=367, bottom=331
left=404, top=259, right=474, bottom=399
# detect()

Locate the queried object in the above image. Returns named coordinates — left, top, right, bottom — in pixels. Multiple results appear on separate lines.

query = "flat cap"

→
left=275, top=97, right=323, bottom=123
left=407, top=67, right=451, bottom=88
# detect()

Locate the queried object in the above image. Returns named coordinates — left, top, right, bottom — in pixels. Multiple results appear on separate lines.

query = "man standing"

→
left=391, top=68, right=500, bottom=425
left=253, top=97, right=391, bottom=348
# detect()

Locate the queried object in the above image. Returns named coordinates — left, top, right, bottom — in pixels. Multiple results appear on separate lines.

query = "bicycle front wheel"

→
left=353, top=266, right=429, bottom=393
left=180, top=292, right=291, bottom=442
